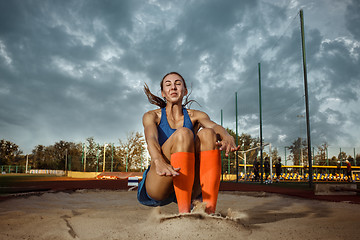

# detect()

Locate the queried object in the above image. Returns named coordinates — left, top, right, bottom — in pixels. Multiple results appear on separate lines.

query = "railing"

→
left=1, top=165, right=30, bottom=174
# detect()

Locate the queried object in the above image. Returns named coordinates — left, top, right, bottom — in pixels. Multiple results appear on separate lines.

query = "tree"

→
left=288, top=137, right=307, bottom=165
left=32, top=145, right=46, bottom=168
left=239, top=133, right=260, bottom=164
left=338, top=151, right=347, bottom=165
left=271, top=148, right=280, bottom=164
left=315, top=142, right=328, bottom=166
left=329, top=156, right=338, bottom=166
left=0, top=139, right=23, bottom=165
left=118, top=132, right=146, bottom=171
left=223, top=129, right=260, bottom=174
left=83, top=137, right=100, bottom=171
left=31, top=141, right=82, bottom=170
left=66, top=142, right=83, bottom=171
left=94, top=143, right=118, bottom=172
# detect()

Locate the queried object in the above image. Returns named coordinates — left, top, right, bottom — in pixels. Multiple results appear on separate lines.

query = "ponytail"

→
left=144, top=72, right=199, bottom=109
left=144, top=83, right=166, bottom=108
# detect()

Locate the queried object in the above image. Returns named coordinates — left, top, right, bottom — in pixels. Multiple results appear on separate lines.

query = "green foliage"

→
left=271, top=148, right=280, bottom=163
left=288, top=137, right=308, bottom=165
left=32, top=141, right=82, bottom=170
left=314, top=142, right=328, bottom=166
left=2, top=131, right=359, bottom=171
left=356, top=154, right=360, bottom=166
left=223, top=128, right=260, bottom=173
left=118, top=132, right=146, bottom=171
left=0, top=139, right=23, bottom=165
left=19, top=132, right=146, bottom=172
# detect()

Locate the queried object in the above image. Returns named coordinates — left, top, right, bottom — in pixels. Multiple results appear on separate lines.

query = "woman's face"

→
left=161, top=74, right=188, bottom=104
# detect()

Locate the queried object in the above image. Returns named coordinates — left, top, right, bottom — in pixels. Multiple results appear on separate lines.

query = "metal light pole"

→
left=221, top=109, right=224, bottom=181
left=235, top=92, right=239, bottom=182
left=258, top=62, right=264, bottom=184
left=269, top=144, right=273, bottom=182
left=300, top=9, right=313, bottom=188
left=297, top=114, right=304, bottom=176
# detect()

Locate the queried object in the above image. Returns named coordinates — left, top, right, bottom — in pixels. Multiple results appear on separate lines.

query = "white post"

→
left=244, top=152, right=247, bottom=181
left=84, top=145, right=87, bottom=172
left=65, top=149, right=68, bottom=173
left=301, top=138, right=304, bottom=176
left=103, top=143, right=107, bottom=172
left=25, top=155, right=29, bottom=174
left=236, top=143, right=270, bottom=181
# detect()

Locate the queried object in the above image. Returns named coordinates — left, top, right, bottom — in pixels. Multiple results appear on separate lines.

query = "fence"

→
left=1, top=165, right=30, bottom=174
left=221, top=164, right=360, bottom=182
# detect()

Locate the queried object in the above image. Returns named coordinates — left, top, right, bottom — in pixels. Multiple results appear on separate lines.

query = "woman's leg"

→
left=145, top=127, right=195, bottom=213
left=195, top=128, right=221, bottom=214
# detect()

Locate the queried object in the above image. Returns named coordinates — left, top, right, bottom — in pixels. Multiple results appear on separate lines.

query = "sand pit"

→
left=0, top=190, right=359, bottom=240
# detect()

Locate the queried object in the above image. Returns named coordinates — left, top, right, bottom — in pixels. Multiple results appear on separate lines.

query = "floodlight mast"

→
left=300, top=9, right=313, bottom=188
left=258, top=62, right=264, bottom=184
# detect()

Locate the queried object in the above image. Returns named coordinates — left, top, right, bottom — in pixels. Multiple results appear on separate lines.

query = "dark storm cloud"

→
left=0, top=0, right=359, bottom=155
left=0, top=0, right=146, bottom=152
left=345, top=0, right=360, bottom=41
left=142, top=0, right=359, bottom=152
left=315, top=39, right=360, bottom=100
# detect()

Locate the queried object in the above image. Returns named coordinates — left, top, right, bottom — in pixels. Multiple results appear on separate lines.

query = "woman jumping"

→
left=137, top=72, right=240, bottom=214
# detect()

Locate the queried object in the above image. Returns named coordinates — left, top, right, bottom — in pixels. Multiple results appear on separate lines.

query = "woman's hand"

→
left=153, top=159, right=180, bottom=176
left=216, top=135, right=240, bottom=157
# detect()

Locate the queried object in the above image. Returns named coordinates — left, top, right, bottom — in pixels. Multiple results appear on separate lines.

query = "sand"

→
left=0, top=190, right=359, bottom=240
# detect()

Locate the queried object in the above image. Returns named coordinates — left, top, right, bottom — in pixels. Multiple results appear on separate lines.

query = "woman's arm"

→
left=143, top=111, right=180, bottom=176
left=194, top=110, right=240, bottom=156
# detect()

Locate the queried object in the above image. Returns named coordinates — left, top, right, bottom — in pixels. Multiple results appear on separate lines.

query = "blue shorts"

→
left=137, top=166, right=177, bottom=207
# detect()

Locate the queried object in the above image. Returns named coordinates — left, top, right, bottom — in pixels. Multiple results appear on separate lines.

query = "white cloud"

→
left=51, top=56, right=83, bottom=79
left=0, top=40, right=12, bottom=66
left=100, top=46, right=124, bottom=62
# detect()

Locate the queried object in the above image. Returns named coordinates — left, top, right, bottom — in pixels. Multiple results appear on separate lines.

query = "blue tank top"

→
left=157, top=107, right=194, bottom=146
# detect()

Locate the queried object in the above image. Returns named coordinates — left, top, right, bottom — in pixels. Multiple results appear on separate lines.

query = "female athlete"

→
left=137, top=72, right=240, bottom=213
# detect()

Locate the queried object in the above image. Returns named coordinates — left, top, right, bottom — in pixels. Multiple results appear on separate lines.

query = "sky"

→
left=0, top=0, right=359, bottom=160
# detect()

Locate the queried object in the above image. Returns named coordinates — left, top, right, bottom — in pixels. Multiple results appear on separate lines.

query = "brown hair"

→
left=144, top=72, right=196, bottom=108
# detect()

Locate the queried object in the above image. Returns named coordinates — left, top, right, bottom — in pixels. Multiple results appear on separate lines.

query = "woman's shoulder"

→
left=186, top=109, right=208, bottom=119
left=143, top=109, right=162, bottom=122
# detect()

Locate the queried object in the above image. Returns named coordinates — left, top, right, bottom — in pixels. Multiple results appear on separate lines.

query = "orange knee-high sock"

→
left=171, top=152, right=195, bottom=213
left=199, top=149, right=221, bottom=214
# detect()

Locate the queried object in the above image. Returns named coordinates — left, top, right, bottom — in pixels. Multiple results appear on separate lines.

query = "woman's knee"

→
left=196, top=128, right=217, bottom=151
left=171, top=127, right=194, bottom=152
left=173, top=127, right=194, bottom=143
left=197, top=128, right=216, bottom=139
